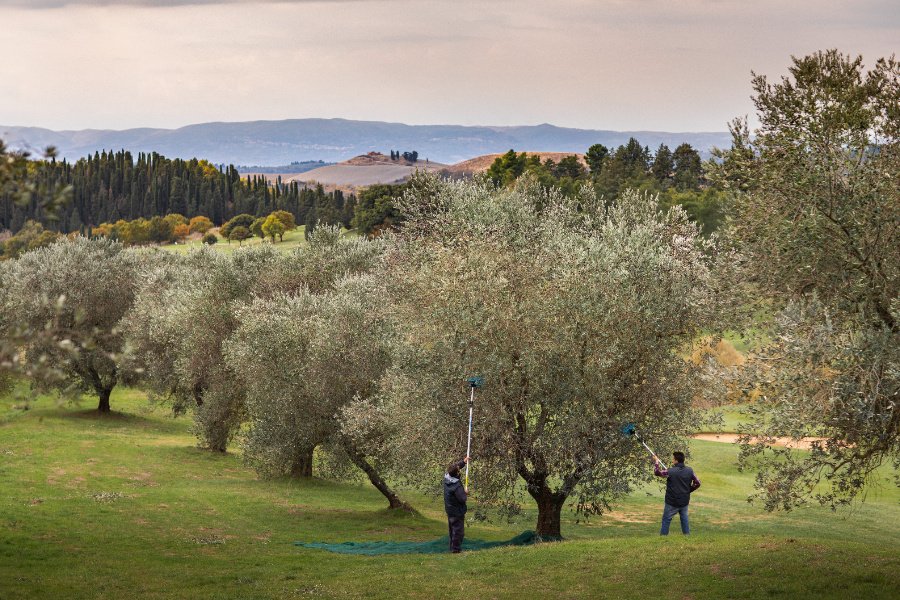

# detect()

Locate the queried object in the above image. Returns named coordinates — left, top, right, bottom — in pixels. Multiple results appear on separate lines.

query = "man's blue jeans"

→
left=660, top=503, right=690, bottom=535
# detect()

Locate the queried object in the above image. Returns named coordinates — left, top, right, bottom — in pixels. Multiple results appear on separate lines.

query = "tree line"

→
left=2, top=141, right=720, bottom=242
left=0, top=150, right=355, bottom=236
left=389, top=150, right=419, bottom=162
left=484, top=139, right=724, bottom=235
left=351, top=139, right=728, bottom=238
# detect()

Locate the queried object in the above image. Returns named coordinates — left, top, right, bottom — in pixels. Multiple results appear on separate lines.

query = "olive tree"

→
left=0, top=141, right=73, bottom=391
left=122, top=228, right=384, bottom=454
left=224, top=274, right=407, bottom=506
left=382, top=175, right=720, bottom=537
left=0, top=259, right=16, bottom=393
left=2, top=237, right=140, bottom=412
left=715, top=50, right=899, bottom=509
left=122, top=246, right=283, bottom=450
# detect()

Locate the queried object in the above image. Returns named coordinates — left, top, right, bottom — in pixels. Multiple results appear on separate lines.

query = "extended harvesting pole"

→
left=621, top=423, right=666, bottom=470
left=465, top=386, right=474, bottom=490
left=464, top=376, right=482, bottom=491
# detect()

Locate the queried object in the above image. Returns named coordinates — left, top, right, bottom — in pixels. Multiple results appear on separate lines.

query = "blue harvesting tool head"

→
left=467, top=376, right=484, bottom=389
left=621, top=423, right=636, bottom=437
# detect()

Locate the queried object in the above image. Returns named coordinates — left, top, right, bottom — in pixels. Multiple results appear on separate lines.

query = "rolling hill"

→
left=241, top=151, right=588, bottom=189
left=1, top=118, right=731, bottom=166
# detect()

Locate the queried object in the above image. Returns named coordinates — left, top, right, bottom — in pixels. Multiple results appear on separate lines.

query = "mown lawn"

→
left=1, top=388, right=897, bottom=599
left=159, top=226, right=359, bottom=255
left=159, top=226, right=308, bottom=254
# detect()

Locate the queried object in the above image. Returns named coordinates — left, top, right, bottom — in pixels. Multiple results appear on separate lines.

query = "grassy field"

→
left=1, top=388, right=897, bottom=599
left=700, top=403, right=753, bottom=433
left=159, top=227, right=310, bottom=254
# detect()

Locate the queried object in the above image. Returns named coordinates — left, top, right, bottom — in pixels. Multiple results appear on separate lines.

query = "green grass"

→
left=159, top=226, right=360, bottom=255
left=700, top=403, right=753, bottom=433
left=1, top=388, right=898, bottom=599
left=160, top=227, right=309, bottom=254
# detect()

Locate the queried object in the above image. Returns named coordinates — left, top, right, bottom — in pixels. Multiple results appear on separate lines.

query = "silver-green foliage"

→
left=1, top=237, right=140, bottom=411
left=123, top=245, right=283, bottom=450
left=122, top=227, right=384, bottom=453
left=224, top=274, right=392, bottom=480
left=718, top=51, right=899, bottom=509
left=382, top=174, right=720, bottom=536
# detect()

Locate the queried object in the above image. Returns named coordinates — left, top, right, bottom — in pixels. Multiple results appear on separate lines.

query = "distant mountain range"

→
left=1, top=118, right=732, bottom=166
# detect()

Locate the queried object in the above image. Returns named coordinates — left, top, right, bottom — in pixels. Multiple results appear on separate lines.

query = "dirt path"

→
left=693, top=432, right=826, bottom=450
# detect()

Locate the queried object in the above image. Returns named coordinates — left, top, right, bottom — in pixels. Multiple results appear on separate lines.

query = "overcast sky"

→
left=1, top=0, right=896, bottom=132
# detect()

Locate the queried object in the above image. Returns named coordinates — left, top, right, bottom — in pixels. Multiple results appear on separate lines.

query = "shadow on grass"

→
left=42, top=406, right=188, bottom=436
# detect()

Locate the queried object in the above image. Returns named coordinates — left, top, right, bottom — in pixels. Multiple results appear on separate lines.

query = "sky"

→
left=0, top=0, right=897, bottom=132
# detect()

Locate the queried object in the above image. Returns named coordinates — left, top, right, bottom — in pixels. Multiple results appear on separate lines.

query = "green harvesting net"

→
left=295, top=531, right=538, bottom=555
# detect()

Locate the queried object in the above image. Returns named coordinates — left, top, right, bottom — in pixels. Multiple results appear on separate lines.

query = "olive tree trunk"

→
left=290, top=445, right=315, bottom=478
left=342, top=438, right=409, bottom=510
left=524, top=477, right=567, bottom=539
left=84, top=366, right=116, bottom=413
left=97, top=386, right=112, bottom=413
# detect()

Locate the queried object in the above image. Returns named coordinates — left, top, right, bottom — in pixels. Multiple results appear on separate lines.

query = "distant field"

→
left=278, top=162, right=446, bottom=188
left=1, top=386, right=897, bottom=599
left=158, top=226, right=356, bottom=254
left=236, top=151, right=589, bottom=189
left=443, top=151, right=588, bottom=176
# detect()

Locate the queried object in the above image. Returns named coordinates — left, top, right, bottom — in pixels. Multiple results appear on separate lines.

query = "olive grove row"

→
left=0, top=177, right=721, bottom=537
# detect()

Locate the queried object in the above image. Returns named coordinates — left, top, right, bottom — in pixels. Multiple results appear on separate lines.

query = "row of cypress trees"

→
left=0, top=150, right=355, bottom=234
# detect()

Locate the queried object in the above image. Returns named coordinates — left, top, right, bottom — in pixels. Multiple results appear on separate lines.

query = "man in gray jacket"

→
left=653, top=451, right=701, bottom=535
left=443, top=456, right=469, bottom=553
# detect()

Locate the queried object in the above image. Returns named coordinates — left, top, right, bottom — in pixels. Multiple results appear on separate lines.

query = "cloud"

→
left=0, top=0, right=361, bottom=7
left=1, top=0, right=895, bottom=132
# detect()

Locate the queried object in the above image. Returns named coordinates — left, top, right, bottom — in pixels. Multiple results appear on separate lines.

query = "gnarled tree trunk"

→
left=342, top=438, right=410, bottom=510
left=84, top=366, right=116, bottom=413
left=527, top=478, right=567, bottom=539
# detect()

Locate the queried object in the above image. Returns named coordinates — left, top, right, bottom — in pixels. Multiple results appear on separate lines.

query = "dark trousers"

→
left=448, top=516, right=465, bottom=552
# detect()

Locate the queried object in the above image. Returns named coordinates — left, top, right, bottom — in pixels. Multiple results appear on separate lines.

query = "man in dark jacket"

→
left=444, top=456, right=469, bottom=553
left=653, top=451, right=701, bottom=535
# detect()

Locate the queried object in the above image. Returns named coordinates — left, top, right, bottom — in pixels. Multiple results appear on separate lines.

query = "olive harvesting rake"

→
left=621, top=423, right=667, bottom=470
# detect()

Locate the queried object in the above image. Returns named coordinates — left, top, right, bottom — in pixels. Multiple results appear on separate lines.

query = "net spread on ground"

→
left=295, top=531, right=540, bottom=555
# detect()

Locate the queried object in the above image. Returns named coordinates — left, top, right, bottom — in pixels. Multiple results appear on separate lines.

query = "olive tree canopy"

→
left=122, top=246, right=285, bottom=451
left=381, top=175, right=720, bottom=537
left=224, top=274, right=407, bottom=507
left=122, top=228, right=384, bottom=456
left=715, top=50, right=899, bottom=509
left=2, top=237, right=140, bottom=412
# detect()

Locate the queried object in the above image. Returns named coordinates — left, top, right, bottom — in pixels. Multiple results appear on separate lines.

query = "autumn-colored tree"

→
left=271, top=210, right=297, bottom=234
left=188, top=215, right=213, bottom=234
left=173, top=223, right=191, bottom=242
left=0, top=220, right=59, bottom=261
left=91, top=223, right=115, bottom=239
left=163, top=213, right=188, bottom=230
left=261, top=214, right=285, bottom=242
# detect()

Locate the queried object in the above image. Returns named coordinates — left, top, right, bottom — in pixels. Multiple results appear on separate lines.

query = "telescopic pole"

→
left=638, top=435, right=666, bottom=470
left=464, top=384, right=474, bottom=491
